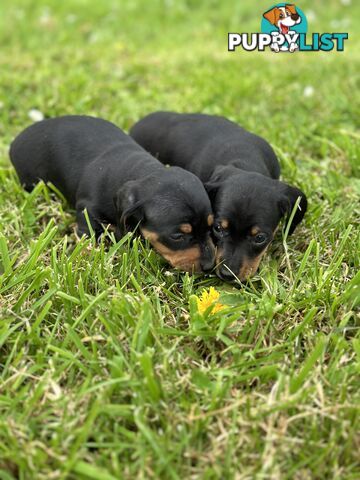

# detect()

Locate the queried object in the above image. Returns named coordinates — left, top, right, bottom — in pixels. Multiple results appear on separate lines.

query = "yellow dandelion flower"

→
left=196, top=287, right=224, bottom=315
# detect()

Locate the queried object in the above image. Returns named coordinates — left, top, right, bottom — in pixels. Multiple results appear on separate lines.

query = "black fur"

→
left=130, top=112, right=307, bottom=281
left=10, top=115, right=215, bottom=272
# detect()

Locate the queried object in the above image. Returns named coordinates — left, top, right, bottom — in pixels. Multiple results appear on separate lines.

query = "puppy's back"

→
left=130, top=112, right=280, bottom=179
left=10, top=115, right=129, bottom=205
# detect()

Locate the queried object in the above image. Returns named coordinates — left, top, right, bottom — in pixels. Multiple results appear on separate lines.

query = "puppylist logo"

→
left=228, top=3, right=348, bottom=53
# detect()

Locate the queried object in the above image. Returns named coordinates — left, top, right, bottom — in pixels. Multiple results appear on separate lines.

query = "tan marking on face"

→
left=238, top=247, right=270, bottom=281
left=215, top=247, right=224, bottom=267
left=207, top=214, right=214, bottom=227
left=179, top=223, right=192, bottom=234
left=250, top=226, right=261, bottom=236
left=214, top=225, right=280, bottom=280
left=220, top=219, right=229, bottom=229
left=141, top=228, right=201, bottom=272
left=238, top=255, right=263, bottom=281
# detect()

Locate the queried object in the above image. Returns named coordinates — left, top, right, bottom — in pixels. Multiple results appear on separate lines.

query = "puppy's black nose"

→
left=200, top=241, right=216, bottom=272
left=291, top=13, right=299, bottom=20
left=217, top=265, right=236, bottom=282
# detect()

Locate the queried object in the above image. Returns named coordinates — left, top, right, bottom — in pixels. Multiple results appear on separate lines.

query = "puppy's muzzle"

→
left=217, top=265, right=235, bottom=282
left=200, top=239, right=216, bottom=272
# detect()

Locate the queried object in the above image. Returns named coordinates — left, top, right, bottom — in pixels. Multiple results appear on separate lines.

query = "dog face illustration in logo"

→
left=263, top=4, right=302, bottom=52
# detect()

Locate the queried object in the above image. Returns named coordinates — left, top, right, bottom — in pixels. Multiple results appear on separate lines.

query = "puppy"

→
left=130, top=112, right=307, bottom=282
left=263, top=4, right=302, bottom=52
left=10, top=115, right=215, bottom=272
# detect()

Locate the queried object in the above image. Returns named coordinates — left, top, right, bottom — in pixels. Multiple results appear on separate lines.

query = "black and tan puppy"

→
left=10, top=115, right=215, bottom=272
left=130, top=112, right=307, bottom=281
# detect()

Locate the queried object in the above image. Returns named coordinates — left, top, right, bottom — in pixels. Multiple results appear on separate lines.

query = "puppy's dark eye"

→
left=169, top=233, right=185, bottom=241
left=253, top=233, right=268, bottom=245
left=212, top=224, right=224, bottom=237
left=279, top=13, right=284, bottom=19
left=212, top=223, right=229, bottom=239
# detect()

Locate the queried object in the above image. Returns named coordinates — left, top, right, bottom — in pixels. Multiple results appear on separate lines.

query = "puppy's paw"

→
left=270, top=43, right=280, bottom=53
left=289, top=43, right=299, bottom=53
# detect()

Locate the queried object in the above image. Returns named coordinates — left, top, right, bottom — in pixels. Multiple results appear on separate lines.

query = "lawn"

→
left=0, top=0, right=359, bottom=478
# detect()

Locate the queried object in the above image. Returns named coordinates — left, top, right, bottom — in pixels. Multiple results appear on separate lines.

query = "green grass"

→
left=0, top=0, right=359, bottom=478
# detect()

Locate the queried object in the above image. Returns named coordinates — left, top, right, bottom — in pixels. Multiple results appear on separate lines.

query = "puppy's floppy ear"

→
left=278, top=182, right=307, bottom=235
left=204, top=165, right=231, bottom=202
left=263, top=7, right=277, bottom=25
left=113, top=180, right=144, bottom=235
left=204, top=179, right=221, bottom=203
